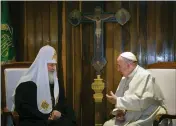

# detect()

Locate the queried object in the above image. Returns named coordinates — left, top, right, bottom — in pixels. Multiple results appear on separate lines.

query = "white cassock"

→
left=104, top=65, right=166, bottom=126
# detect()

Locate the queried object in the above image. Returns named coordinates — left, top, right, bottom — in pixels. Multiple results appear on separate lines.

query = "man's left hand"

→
left=116, top=110, right=126, bottom=122
left=50, top=110, right=62, bottom=120
left=106, top=91, right=117, bottom=104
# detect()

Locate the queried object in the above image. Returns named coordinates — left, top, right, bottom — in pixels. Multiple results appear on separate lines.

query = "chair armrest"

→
left=2, top=108, right=19, bottom=126
left=153, top=114, right=176, bottom=126
left=2, top=107, right=12, bottom=117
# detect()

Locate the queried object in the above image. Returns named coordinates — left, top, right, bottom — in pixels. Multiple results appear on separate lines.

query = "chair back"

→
left=1, top=62, right=32, bottom=110
left=5, top=68, right=28, bottom=110
left=147, top=62, right=176, bottom=125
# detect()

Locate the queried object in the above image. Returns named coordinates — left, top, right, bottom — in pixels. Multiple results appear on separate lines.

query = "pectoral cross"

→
left=69, top=6, right=130, bottom=74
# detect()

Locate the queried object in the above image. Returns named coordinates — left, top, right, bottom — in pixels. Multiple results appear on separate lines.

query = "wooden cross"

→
left=69, top=6, right=130, bottom=74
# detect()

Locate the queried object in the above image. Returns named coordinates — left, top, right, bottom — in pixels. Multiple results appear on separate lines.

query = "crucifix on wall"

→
left=68, top=6, right=130, bottom=74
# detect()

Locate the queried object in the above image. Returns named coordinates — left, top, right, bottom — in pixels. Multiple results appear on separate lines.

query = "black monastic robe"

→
left=15, top=81, right=76, bottom=126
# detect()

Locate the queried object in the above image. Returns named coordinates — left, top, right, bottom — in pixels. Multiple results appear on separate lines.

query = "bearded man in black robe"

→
left=13, top=45, right=76, bottom=126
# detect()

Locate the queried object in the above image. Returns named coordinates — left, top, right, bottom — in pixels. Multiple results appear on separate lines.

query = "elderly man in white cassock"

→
left=13, top=45, right=76, bottom=126
left=103, top=52, right=166, bottom=126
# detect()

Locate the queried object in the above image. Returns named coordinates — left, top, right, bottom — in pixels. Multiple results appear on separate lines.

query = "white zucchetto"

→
left=120, top=52, right=137, bottom=61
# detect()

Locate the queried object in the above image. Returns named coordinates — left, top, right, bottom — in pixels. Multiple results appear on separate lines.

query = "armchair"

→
left=147, top=62, right=176, bottom=126
left=1, top=62, right=32, bottom=126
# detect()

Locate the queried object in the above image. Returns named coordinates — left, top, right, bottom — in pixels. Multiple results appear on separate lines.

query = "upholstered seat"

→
left=4, top=68, right=28, bottom=111
left=147, top=62, right=176, bottom=126
left=1, top=62, right=31, bottom=126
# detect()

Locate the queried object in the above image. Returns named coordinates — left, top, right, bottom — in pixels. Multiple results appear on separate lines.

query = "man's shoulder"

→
left=17, top=81, right=37, bottom=89
left=136, top=66, right=151, bottom=77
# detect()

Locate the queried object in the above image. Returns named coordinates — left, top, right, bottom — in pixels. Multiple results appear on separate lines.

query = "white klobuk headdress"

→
left=13, top=45, right=59, bottom=114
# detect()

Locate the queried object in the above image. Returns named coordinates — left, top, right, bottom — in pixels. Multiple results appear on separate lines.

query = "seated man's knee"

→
left=103, top=121, right=109, bottom=126
left=103, top=118, right=115, bottom=126
left=103, top=121, right=110, bottom=126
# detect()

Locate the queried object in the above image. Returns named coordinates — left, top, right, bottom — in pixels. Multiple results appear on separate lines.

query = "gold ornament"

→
left=91, top=75, right=105, bottom=102
left=52, top=50, right=57, bottom=61
left=41, top=100, right=49, bottom=110
left=1, top=24, right=9, bottom=30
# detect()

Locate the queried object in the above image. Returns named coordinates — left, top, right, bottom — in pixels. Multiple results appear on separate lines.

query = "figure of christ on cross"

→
left=79, top=6, right=117, bottom=73
left=69, top=6, right=131, bottom=73
left=83, top=7, right=114, bottom=49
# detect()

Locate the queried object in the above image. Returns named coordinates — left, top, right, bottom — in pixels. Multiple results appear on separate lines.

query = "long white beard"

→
left=48, top=71, right=54, bottom=84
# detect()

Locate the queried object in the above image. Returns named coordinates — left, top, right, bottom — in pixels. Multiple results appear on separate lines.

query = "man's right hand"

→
left=106, top=91, right=117, bottom=104
left=48, top=110, right=62, bottom=120
left=48, top=116, right=53, bottom=120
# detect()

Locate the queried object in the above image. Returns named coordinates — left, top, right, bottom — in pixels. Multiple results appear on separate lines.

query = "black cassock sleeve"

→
left=15, top=81, right=49, bottom=120
left=53, top=80, right=77, bottom=125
